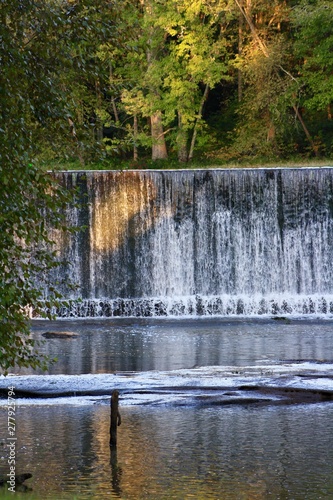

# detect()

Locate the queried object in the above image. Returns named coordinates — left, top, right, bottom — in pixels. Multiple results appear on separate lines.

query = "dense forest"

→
left=2, top=0, right=333, bottom=168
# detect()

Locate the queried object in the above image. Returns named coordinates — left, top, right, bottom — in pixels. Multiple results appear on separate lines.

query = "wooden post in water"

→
left=110, top=390, right=121, bottom=447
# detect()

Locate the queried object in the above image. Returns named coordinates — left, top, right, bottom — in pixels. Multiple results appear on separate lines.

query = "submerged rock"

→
left=42, top=331, right=79, bottom=339
left=0, top=472, right=32, bottom=486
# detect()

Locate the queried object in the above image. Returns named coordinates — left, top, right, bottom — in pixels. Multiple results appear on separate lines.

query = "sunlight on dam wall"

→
left=45, top=168, right=333, bottom=317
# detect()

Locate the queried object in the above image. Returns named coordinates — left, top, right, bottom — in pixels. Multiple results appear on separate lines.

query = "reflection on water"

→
left=3, top=318, right=333, bottom=498
left=27, top=318, right=333, bottom=375
left=1, top=403, right=333, bottom=499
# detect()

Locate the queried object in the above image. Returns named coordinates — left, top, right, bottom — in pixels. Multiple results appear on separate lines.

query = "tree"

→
left=119, top=0, right=170, bottom=160
left=292, top=0, right=333, bottom=155
left=105, top=0, right=232, bottom=162
left=160, top=0, right=231, bottom=162
left=0, top=0, right=114, bottom=373
left=225, top=0, right=315, bottom=159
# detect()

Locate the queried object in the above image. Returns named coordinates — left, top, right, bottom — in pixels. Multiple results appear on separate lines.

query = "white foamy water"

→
left=51, top=293, right=333, bottom=318
left=1, top=362, right=332, bottom=406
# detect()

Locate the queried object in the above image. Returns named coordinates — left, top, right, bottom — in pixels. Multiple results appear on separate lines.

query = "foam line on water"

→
left=1, top=362, right=332, bottom=406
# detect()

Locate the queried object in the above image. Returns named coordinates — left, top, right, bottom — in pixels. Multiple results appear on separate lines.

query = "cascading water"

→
left=48, top=168, right=333, bottom=317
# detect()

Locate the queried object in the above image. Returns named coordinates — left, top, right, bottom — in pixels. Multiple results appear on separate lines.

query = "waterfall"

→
left=48, top=168, right=333, bottom=317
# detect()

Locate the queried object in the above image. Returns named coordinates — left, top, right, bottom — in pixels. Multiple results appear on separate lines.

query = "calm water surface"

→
left=1, top=318, right=333, bottom=499
left=1, top=403, right=333, bottom=499
left=27, top=317, right=333, bottom=374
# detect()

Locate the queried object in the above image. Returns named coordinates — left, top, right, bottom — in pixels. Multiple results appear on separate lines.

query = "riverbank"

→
left=39, top=157, right=333, bottom=172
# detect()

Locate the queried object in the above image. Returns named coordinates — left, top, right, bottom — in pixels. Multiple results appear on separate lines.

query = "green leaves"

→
left=0, top=0, right=86, bottom=373
left=292, top=0, right=333, bottom=111
left=0, top=165, right=74, bottom=372
left=103, top=0, right=233, bottom=161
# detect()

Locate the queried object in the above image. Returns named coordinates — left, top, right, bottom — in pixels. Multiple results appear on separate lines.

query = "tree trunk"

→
left=234, top=0, right=269, bottom=57
left=151, top=111, right=168, bottom=160
left=238, top=0, right=252, bottom=102
left=109, top=63, right=119, bottom=123
left=238, top=3, right=244, bottom=102
left=95, top=79, right=103, bottom=141
left=133, top=114, right=138, bottom=162
left=145, top=5, right=168, bottom=161
left=188, top=84, right=209, bottom=161
left=267, top=121, right=276, bottom=143
left=292, top=105, right=318, bottom=156
left=177, top=112, right=188, bottom=162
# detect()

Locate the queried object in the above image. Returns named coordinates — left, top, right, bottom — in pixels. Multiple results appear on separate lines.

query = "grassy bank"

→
left=40, top=157, right=333, bottom=172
